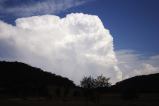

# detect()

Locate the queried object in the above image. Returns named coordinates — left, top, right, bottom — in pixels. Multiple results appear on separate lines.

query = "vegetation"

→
left=80, top=75, right=111, bottom=88
left=80, top=76, right=95, bottom=88
left=0, top=61, right=159, bottom=106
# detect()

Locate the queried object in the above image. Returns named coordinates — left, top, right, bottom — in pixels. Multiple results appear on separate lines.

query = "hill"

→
left=113, top=73, right=159, bottom=93
left=0, top=61, right=75, bottom=97
left=0, top=61, right=159, bottom=106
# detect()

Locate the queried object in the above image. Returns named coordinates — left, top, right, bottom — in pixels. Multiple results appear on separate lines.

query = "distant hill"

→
left=113, top=73, right=159, bottom=93
left=0, top=61, right=75, bottom=97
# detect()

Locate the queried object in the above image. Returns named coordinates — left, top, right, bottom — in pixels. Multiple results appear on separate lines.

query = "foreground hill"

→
left=113, top=73, right=159, bottom=93
left=0, top=61, right=75, bottom=97
left=0, top=61, right=159, bottom=106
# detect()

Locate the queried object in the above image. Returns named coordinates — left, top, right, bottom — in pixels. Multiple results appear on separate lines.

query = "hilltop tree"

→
left=80, top=76, right=95, bottom=88
left=80, top=75, right=111, bottom=88
left=94, top=75, right=111, bottom=88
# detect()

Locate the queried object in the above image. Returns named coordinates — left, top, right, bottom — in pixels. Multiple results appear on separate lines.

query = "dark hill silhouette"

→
left=0, top=61, right=75, bottom=97
left=113, top=73, right=159, bottom=93
left=0, top=61, right=159, bottom=105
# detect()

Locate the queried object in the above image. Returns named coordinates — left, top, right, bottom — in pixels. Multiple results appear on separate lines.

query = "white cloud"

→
left=0, top=0, right=87, bottom=17
left=116, top=50, right=159, bottom=80
left=1, top=13, right=159, bottom=85
left=0, top=13, right=121, bottom=85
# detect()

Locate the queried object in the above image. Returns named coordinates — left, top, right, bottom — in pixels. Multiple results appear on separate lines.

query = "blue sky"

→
left=59, top=0, right=159, bottom=55
left=0, top=0, right=159, bottom=56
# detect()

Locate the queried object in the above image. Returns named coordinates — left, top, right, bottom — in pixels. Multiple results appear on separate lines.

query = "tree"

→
left=80, top=76, right=95, bottom=88
left=80, top=75, right=111, bottom=88
left=94, top=75, right=111, bottom=88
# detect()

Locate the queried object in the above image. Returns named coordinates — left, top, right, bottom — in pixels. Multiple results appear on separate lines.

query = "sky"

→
left=0, top=0, right=159, bottom=85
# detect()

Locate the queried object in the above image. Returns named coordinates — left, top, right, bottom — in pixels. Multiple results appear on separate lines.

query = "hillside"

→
left=0, top=61, right=75, bottom=97
left=0, top=61, right=159, bottom=106
left=113, top=73, right=159, bottom=93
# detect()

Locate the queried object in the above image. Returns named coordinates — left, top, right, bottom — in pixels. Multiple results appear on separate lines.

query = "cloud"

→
left=1, top=13, right=159, bottom=85
left=0, top=13, right=121, bottom=85
left=116, top=50, right=159, bottom=80
left=0, top=0, right=88, bottom=17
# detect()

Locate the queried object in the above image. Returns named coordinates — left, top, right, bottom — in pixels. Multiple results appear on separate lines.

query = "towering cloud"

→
left=1, top=13, right=159, bottom=85
left=0, top=13, right=122, bottom=84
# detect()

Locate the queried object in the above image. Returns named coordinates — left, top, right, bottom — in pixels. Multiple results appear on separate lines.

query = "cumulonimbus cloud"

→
left=0, top=13, right=159, bottom=85
left=0, top=13, right=122, bottom=85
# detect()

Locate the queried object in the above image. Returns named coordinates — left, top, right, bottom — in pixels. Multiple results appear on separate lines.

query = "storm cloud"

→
left=0, top=13, right=122, bottom=84
left=0, top=13, right=159, bottom=85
